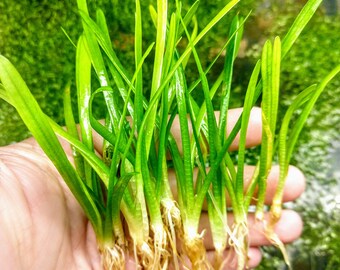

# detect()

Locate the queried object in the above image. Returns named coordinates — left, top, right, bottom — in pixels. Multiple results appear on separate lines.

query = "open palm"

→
left=0, top=137, right=101, bottom=269
left=0, top=109, right=305, bottom=269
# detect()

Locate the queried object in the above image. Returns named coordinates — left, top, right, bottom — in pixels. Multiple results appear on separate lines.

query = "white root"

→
left=226, top=221, right=249, bottom=270
left=101, top=244, right=125, bottom=270
left=161, top=199, right=181, bottom=270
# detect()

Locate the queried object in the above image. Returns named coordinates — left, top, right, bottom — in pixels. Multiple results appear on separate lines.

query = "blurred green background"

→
left=0, top=0, right=339, bottom=269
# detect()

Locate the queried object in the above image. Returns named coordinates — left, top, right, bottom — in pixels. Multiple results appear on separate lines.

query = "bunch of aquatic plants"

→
left=0, top=0, right=339, bottom=269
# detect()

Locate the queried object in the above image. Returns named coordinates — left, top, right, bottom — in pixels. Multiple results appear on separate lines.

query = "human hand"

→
left=0, top=108, right=304, bottom=269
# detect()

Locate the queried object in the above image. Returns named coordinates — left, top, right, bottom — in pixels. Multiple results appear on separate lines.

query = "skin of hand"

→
left=0, top=108, right=305, bottom=270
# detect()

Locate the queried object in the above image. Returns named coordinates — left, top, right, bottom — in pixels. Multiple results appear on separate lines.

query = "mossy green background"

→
left=1, top=0, right=339, bottom=269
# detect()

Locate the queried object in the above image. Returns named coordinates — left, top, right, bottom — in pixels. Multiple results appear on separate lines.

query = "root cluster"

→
left=99, top=204, right=255, bottom=270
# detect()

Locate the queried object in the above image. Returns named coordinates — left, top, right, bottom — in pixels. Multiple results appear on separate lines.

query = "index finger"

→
left=93, top=107, right=262, bottom=154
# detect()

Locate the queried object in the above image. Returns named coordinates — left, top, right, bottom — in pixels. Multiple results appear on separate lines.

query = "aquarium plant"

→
left=0, top=0, right=339, bottom=269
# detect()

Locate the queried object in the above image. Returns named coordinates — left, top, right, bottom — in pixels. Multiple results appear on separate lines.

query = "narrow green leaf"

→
left=219, top=15, right=242, bottom=144
left=143, top=0, right=168, bottom=155
left=63, top=83, right=85, bottom=180
left=135, top=0, right=144, bottom=131
left=149, top=4, right=157, bottom=28
left=235, top=60, right=261, bottom=213
left=256, top=38, right=281, bottom=219
left=76, top=35, right=97, bottom=189
left=61, top=27, right=77, bottom=48
left=177, top=0, right=200, bottom=38
left=277, top=85, right=317, bottom=194
left=174, top=68, right=195, bottom=210
left=281, top=0, right=323, bottom=58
